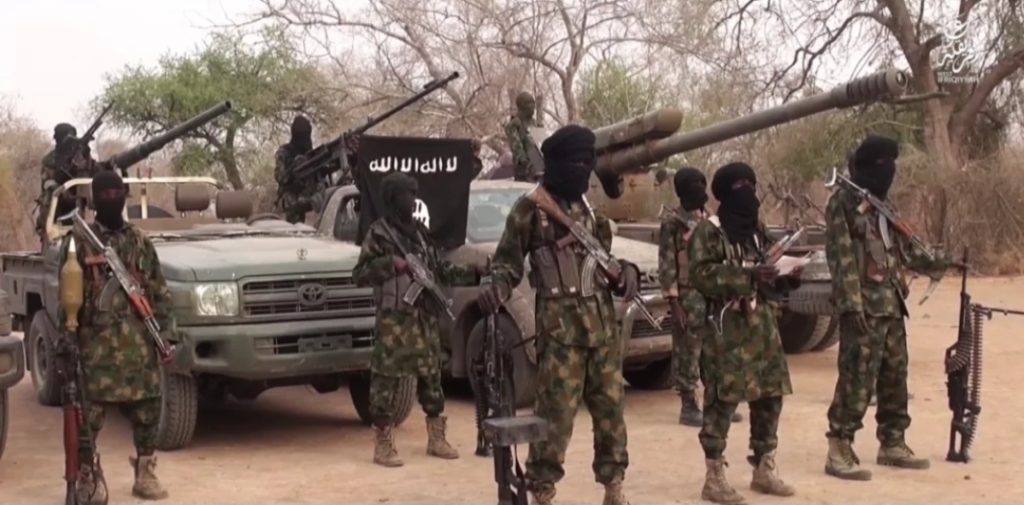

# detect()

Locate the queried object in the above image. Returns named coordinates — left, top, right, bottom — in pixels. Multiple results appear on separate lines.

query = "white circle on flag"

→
left=413, top=198, right=430, bottom=228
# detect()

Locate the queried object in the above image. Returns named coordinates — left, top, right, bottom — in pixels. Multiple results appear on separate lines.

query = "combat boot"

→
left=877, top=441, right=930, bottom=469
left=702, top=458, right=746, bottom=504
left=530, top=483, right=556, bottom=505
left=750, top=451, right=795, bottom=496
left=825, top=438, right=872, bottom=481
left=374, top=425, right=404, bottom=467
left=130, top=454, right=168, bottom=500
left=426, top=415, right=459, bottom=459
left=679, top=392, right=703, bottom=427
left=602, top=477, right=628, bottom=505
left=76, top=453, right=109, bottom=505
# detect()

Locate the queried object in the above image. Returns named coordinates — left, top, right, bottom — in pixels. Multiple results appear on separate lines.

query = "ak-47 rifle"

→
left=945, top=248, right=1024, bottom=463
left=67, top=211, right=175, bottom=363
left=289, top=72, right=461, bottom=185
left=473, top=266, right=547, bottom=505
left=526, top=186, right=661, bottom=330
left=377, top=220, right=456, bottom=320
left=79, top=102, right=113, bottom=149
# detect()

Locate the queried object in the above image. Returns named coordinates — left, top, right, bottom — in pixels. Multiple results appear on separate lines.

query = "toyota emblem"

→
left=297, top=248, right=309, bottom=261
left=298, top=283, right=327, bottom=307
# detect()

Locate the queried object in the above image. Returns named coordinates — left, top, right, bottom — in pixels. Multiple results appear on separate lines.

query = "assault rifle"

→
left=526, top=186, right=661, bottom=330
left=378, top=220, right=456, bottom=320
left=68, top=211, right=175, bottom=363
left=79, top=102, right=113, bottom=149
left=473, top=270, right=547, bottom=505
left=945, top=248, right=1024, bottom=462
left=289, top=71, right=461, bottom=185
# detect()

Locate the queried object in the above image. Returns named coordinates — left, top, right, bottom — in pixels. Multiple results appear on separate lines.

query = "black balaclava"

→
left=54, top=123, right=77, bottom=145
left=851, top=135, right=899, bottom=199
left=54, top=123, right=79, bottom=159
left=712, top=162, right=760, bottom=244
left=541, top=125, right=596, bottom=203
left=289, top=115, right=313, bottom=155
left=380, top=172, right=419, bottom=236
left=674, top=167, right=708, bottom=211
left=515, top=92, right=536, bottom=121
left=92, top=170, right=126, bottom=230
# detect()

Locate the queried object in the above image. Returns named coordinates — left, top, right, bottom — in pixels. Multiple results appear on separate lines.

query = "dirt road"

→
left=2, top=278, right=1022, bottom=504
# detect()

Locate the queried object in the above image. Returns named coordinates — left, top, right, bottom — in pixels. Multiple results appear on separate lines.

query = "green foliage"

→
left=93, top=28, right=336, bottom=188
left=578, top=59, right=663, bottom=126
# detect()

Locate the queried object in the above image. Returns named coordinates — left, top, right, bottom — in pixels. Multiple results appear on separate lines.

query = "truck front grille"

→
left=629, top=318, right=666, bottom=339
left=240, top=275, right=374, bottom=318
left=254, top=330, right=374, bottom=356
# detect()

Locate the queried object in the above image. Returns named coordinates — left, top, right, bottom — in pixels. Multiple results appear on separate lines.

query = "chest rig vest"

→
left=375, top=222, right=432, bottom=312
left=78, top=227, right=145, bottom=313
left=670, top=209, right=704, bottom=289
left=707, top=217, right=766, bottom=333
left=528, top=197, right=606, bottom=299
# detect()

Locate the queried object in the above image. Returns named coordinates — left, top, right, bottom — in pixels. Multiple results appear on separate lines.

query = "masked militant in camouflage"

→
left=504, top=92, right=543, bottom=182
left=478, top=125, right=639, bottom=505
left=688, top=163, right=798, bottom=504
left=58, top=171, right=173, bottom=503
left=275, top=115, right=327, bottom=224
left=823, top=135, right=952, bottom=481
left=353, top=172, right=480, bottom=468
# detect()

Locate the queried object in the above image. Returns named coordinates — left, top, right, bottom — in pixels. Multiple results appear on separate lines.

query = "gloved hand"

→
left=840, top=311, right=870, bottom=334
left=477, top=283, right=506, bottom=314
left=753, top=264, right=779, bottom=284
left=393, top=256, right=408, bottom=274
left=617, top=262, right=640, bottom=301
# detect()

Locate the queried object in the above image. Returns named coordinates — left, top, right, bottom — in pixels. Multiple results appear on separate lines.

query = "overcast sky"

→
left=0, top=0, right=253, bottom=130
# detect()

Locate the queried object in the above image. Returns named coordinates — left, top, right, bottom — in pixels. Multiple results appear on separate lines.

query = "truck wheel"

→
left=157, top=372, right=198, bottom=451
left=348, top=373, right=415, bottom=427
left=0, top=389, right=8, bottom=460
left=787, top=283, right=835, bottom=315
left=811, top=316, right=840, bottom=351
left=28, top=311, right=61, bottom=406
left=465, top=315, right=537, bottom=409
left=778, top=310, right=831, bottom=354
left=623, top=358, right=674, bottom=390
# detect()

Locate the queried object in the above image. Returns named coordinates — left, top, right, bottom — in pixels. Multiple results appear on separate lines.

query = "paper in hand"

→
left=775, top=254, right=812, bottom=276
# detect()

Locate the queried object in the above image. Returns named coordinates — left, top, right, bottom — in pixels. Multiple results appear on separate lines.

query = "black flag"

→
left=355, top=135, right=475, bottom=249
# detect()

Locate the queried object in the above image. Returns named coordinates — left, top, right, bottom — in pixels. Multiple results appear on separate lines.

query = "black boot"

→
left=679, top=391, right=703, bottom=427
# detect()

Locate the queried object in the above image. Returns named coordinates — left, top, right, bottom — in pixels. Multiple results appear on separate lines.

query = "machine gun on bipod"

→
left=945, top=248, right=1024, bottom=463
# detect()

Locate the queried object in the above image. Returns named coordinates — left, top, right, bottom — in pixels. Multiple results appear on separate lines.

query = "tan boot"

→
left=602, top=478, right=628, bottom=505
left=825, top=438, right=872, bottom=481
left=374, top=425, right=404, bottom=467
left=426, top=415, right=459, bottom=459
left=130, top=454, right=168, bottom=500
left=530, top=483, right=556, bottom=505
left=877, top=441, right=930, bottom=469
left=76, top=453, right=109, bottom=505
left=702, top=458, right=746, bottom=504
left=750, top=451, right=795, bottom=496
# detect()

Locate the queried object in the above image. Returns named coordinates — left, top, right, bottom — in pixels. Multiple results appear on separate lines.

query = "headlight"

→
left=192, top=283, right=239, bottom=317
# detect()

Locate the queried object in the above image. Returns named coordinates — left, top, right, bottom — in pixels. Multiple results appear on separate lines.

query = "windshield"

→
left=466, top=187, right=529, bottom=243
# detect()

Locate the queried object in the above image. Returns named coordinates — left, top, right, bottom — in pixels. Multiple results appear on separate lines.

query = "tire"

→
left=28, top=311, right=61, bottom=406
left=465, top=315, right=537, bottom=409
left=787, top=282, right=835, bottom=315
left=778, top=310, right=831, bottom=354
left=0, top=389, right=8, bottom=461
left=811, top=316, right=840, bottom=351
left=348, top=372, right=416, bottom=426
left=156, top=372, right=198, bottom=451
left=623, top=358, right=674, bottom=390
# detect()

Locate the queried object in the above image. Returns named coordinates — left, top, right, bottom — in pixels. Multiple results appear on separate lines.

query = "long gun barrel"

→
left=80, top=102, right=114, bottom=146
left=106, top=101, right=232, bottom=173
left=594, top=70, right=909, bottom=183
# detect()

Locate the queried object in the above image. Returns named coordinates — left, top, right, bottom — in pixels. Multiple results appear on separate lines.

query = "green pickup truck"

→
left=0, top=289, right=25, bottom=461
left=1, top=176, right=415, bottom=450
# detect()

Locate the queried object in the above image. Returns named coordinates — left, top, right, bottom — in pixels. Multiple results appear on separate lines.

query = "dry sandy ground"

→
left=2, top=277, right=1023, bottom=504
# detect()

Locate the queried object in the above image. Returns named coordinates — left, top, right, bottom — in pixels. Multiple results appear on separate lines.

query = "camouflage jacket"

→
left=658, top=208, right=707, bottom=328
left=353, top=218, right=479, bottom=376
left=274, top=145, right=325, bottom=196
left=503, top=116, right=539, bottom=181
left=825, top=186, right=951, bottom=318
left=59, top=223, right=172, bottom=402
left=485, top=194, right=620, bottom=348
left=688, top=217, right=793, bottom=403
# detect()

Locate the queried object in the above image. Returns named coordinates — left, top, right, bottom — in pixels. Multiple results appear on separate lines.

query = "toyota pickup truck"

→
left=317, top=180, right=678, bottom=406
left=0, top=289, right=25, bottom=461
left=1, top=176, right=416, bottom=450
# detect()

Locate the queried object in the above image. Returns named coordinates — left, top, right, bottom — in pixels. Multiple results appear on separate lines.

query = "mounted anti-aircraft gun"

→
left=53, top=102, right=114, bottom=182
left=287, top=72, right=460, bottom=186
left=945, top=249, right=1024, bottom=463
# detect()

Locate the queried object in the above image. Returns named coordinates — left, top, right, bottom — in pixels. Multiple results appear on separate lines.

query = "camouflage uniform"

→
left=274, top=146, right=325, bottom=224
left=354, top=218, right=478, bottom=420
left=688, top=218, right=793, bottom=460
left=824, top=186, right=949, bottom=446
left=658, top=208, right=706, bottom=394
left=37, top=149, right=102, bottom=240
left=504, top=116, right=541, bottom=182
left=484, top=194, right=628, bottom=494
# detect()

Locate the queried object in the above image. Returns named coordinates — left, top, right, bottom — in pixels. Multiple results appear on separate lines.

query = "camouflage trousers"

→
left=699, top=392, right=782, bottom=460
left=84, top=397, right=161, bottom=458
left=672, top=323, right=704, bottom=394
left=369, top=371, right=444, bottom=426
left=526, top=338, right=628, bottom=489
left=827, top=315, right=910, bottom=445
